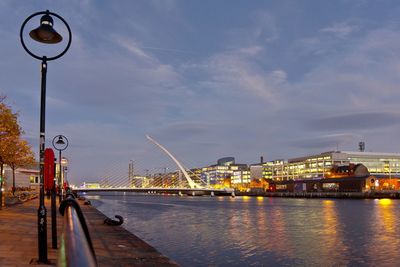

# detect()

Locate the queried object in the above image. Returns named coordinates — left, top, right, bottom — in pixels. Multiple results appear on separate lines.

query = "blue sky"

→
left=2, top=0, right=400, bottom=184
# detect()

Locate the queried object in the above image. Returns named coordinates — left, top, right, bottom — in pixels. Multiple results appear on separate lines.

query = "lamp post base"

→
left=37, top=204, right=48, bottom=263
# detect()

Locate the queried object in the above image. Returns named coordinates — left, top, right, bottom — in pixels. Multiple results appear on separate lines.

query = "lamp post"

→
left=20, top=10, right=71, bottom=263
left=52, top=135, right=69, bottom=200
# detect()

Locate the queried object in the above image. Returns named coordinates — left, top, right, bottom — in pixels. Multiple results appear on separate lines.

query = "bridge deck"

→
left=74, top=187, right=233, bottom=195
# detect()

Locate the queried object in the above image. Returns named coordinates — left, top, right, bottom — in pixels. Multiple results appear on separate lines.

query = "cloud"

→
left=114, top=37, right=153, bottom=60
left=289, top=26, right=400, bottom=113
left=291, top=133, right=359, bottom=150
left=269, top=70, right=287, bottom=85
left=321, top=22, right=358, bottom=38
left=292, top=20, right=360, bottom=58
left=150, top=0, right=180, bottom=13
left=186, top=49, right=284, bottom=107
left=252, top=11, right=279, bottom=43
left=224, top=10, right=279, bottom=48
left=153, top=121, right=212, bottom=141
left=237, top=46, right=264, bottom=56
left=44, top=34, right=185, bottom=126
left=309, top=112, right=400, bottom=131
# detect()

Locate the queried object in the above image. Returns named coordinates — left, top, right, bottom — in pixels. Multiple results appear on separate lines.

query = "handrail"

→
left=58, top=196, right=97, bottom=267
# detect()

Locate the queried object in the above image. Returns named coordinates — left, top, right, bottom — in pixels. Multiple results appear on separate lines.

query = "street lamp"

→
left=52, top=135, right=69, bottom=199
left=20, top=10, right=71, bottom=263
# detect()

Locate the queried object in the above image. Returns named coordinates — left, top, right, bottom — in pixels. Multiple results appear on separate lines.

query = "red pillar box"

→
left=44, top=148, right=55, bottom=191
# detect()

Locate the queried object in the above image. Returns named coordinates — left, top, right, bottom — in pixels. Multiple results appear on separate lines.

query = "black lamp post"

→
left=51, top=135, right=68, bottom=250
left=20, top=10, right=71, bottom=263
left=52, top=135, right=69, bottom=199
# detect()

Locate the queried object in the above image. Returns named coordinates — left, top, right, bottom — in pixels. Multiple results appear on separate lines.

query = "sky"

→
left=1, top=0, right=400, bottom=184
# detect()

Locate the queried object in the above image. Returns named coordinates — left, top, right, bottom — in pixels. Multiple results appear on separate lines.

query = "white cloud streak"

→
left=321, top=22, right=358, bottom=38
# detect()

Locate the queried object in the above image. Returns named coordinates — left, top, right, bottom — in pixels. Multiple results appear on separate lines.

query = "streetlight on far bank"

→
left=20, top=10, right=71, bottom=263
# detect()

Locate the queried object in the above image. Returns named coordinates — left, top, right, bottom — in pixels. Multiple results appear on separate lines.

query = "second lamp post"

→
left=52, top=135, right=69, bottom=200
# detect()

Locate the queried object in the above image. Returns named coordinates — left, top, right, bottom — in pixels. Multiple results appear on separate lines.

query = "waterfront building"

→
left=201, top=157, right=249, bottom=189
left=167, top=171, right=180, bottom=188
left=249, top=156, right=265, bottom=181
left=232, top=168, right=251, bottom=187
left=249, top=164, right=263, bottom=181
left=129, top=175, right=147, bottom=188
left=1, top=165, right=39, bottom=191
left=263, top=151, right=400, bottom=190
left=262, top=160, right=286, bottom=180
left=188, top=167, right=204, bottom=186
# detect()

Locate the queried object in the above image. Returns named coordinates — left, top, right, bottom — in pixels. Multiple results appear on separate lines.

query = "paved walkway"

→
left=0, top=197, right=178, bottom=267
left=0, top=197, right=60, bottom=266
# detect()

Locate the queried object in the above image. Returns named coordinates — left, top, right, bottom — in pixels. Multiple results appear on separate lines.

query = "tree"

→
left=0, top=100, right=21, bottom=205
left=0, top=100, right=21, bottom=164
left=0, top=97, right=36, bottom=203
left=6, top=138, right=35, bottom=195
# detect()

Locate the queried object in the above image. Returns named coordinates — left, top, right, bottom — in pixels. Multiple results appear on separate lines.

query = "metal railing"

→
left=58, top=194, right=97, bottom=267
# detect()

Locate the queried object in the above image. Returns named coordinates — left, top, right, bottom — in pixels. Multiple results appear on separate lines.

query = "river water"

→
left=88, top=193, right=400, bottom=266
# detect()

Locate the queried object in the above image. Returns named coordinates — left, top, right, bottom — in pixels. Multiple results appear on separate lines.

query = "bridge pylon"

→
left=146, top=135, right=204, bottom=189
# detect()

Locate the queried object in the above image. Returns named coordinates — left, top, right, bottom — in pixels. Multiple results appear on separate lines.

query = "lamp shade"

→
left=29, top=12, right=62, bottom=44
left=55, top=136, right=65, bottom=145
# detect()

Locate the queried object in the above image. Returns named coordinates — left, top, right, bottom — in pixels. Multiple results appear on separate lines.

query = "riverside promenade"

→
left=0, top=197, right=178, bottom=267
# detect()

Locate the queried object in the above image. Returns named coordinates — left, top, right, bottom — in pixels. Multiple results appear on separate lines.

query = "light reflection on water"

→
left=88, top=194, right=400, bottom=266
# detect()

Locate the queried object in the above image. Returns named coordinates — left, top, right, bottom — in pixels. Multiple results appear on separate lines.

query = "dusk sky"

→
left=2, top=1, right=400, bottom=184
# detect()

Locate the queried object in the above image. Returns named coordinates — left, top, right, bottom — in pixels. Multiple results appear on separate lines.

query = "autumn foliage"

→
left=0, top=96, right=35, bottom=196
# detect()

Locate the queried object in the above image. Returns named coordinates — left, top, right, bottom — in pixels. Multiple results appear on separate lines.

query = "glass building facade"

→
left=201, top=158, right=250, bottom=188
left=263, top=151, right=400, bottom=181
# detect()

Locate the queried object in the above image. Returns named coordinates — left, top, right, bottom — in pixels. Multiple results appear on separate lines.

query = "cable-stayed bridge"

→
left=73, top=135, right=234, bottom=196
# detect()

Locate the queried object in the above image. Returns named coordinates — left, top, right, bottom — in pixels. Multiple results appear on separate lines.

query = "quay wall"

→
left=79, top=199, right=179, bottom=266
left=237, top=191, right=400, bottom=199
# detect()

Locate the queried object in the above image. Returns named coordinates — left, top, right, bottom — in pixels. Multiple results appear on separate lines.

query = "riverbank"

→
left=81, top=199, right=179, bottom=266
left=0, top=197, right=178, bottom=266
left=237, top=191, right=400, bottom=199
